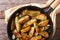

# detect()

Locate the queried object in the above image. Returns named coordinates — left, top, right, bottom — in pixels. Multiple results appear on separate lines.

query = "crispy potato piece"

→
left=16, top=37, right=22, bottom=40
left=16, top=22, right=21, bottom=32
left=28, top=10, right=41, bottom=17
left=35, top=36, right=42, bottom=40
left=21, top=26, right=30, bottom=33
left=39, top=31, right=49, bottom=38
left=36, top=14, right=47, bottom=21
left=29, top=27, right=35, bottom=37
left=36, top=28, right=41, bottom=33
left=30, top=36, right=42, bottom=40
left=30, top=37, right=35, bottom=40
left=22, top=10, right=29, bottom=16
left=18, top=16, right=29, bottom=24
left=34, top=22, right=39, bottom=28
left=39, top=20, right=49, bottom=27
left=15, top=14, right=19, bottom=27
left=44, top=26, right=49, bottom=30
left=15, top=15, right=21, bottom=32
left=34, top=22, right=41, bottom=33
left=41, top=26, right=49, bottom=31
left=41, top=38, right=46, bottom=40
left=13, top=30, right=21, bottom=37
left=21, top=33, right=29, bottom=40
left=23, top=19, right=37, bottom=28
left=22, top=10, right=41, bottom=17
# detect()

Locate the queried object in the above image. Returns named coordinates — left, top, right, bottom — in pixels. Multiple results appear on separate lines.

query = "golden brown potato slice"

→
left=30, top=37, right=35, bottom=40
left=22, top=10, right=41, bottom=17
left=15, top=14, right=19, bottom=24
left=21, top=26, right=30, bottom=33
left=16, top=22, right=21, bottom=32
left=36, top=14, right=47, bottom=21
left=15, top=14, right=21, bottom=32
left=23, top=19, right=37, bottom=28
left=18, top=16, right=29, bottom=24
left=22, top=10, right=29, bottom=16
left=30, top=36, right=42, bottom=40
left=16, top=37, right=22, bottom=40
left=35, top=36, right=42, bottom=40
left=21, top=33, right=29, bottom=40
left=41, top=38, right=46, bottom=40
left=13, top=29, right=21, bottom=37
left=39, top=20, right=49, bottom=27
left=44, top=26, right=49, bottom=30
left=28, top=10, right=41, bottom=17
left=39, top=31, right=49, bottom=38
left=29, top=27, right=35, bottom=37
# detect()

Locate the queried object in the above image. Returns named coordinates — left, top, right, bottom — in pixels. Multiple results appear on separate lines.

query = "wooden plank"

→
left=0, top=19, right=9, bottom=40
left=56, top=14, right=60, bottom=29
left=52, top=29, right=60, bottom=40
left=0, top=0, right=47, bottom=4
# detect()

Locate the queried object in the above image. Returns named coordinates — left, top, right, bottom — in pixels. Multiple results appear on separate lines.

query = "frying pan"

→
left=7, top=0, right=59, bottom=40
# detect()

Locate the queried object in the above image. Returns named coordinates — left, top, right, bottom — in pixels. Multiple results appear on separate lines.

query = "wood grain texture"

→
left=52, top=29, right=60, bottom=40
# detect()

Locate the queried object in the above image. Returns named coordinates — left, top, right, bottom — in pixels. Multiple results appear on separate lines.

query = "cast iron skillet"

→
left=7, top=5, right=53, bottom=40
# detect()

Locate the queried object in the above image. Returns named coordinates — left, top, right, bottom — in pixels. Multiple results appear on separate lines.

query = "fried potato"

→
left=30, top=36, right=42, bottom=40
left=18, top=16, right=29, bottom=24
left=44, top=26, right=49, bottom=30
left=41, top=38, right=46, bottom=40
left=23, top=19, right=37, bottom=28
left=21, top=33, right=29, bottom=40
left=39, top=20, right=49, bottom=27
left=15, top=14, right=21, bottom=32
left=15, top=14, right=19, bottom=26
left=13, top=30, right=21, bottom=37
left=29, top=27, right=35, bottom=37
left=21, top=26, right=30, bottom=33
left=30, top=37, right=35, bottom=40
left=36, top=14, right=47, bottom=21
left=16, top=22, right=21, bottom=32
left=39, top=31, right=49, bottom=38
left=28, top=10, right=41, bottom=17
left=22, top=10, right=29, bottom=16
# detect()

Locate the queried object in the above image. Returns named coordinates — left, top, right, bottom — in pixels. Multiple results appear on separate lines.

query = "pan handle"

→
left=45, top=0, right=60, bottom=14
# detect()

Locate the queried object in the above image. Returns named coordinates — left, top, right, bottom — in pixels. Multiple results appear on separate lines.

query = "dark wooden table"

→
left=0, top=0, right=60, bottom=40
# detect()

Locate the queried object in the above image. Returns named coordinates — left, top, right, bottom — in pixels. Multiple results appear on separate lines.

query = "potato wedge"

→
left=39, top=31, right=49, bottom=38
left=16, top=22, right=21, bottom=32
left=21, top=33, right=29, bottom=40
left=13, top=30, right=21, bottom=37
left=29, top=27, right=35, bottom=37
left=18, top=16, right=29, bottom=24
left=41, top=38, right=46, bottom=40
left=23, top=19, right=37, bottom=28
left=31, top=36, right=42, bottom=40
left=21, top=26, right=30, bottom=33
left=15, top=14, right=21, bottom=32
left=39, top=20, right=49, bottom=27
left=36, top=14, right=47, bottom=21
left=28, top=10, right=41, bottom=17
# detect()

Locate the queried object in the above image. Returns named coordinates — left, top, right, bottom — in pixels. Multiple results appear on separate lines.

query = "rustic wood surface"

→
left=0, top=0, right=60, bottom=40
